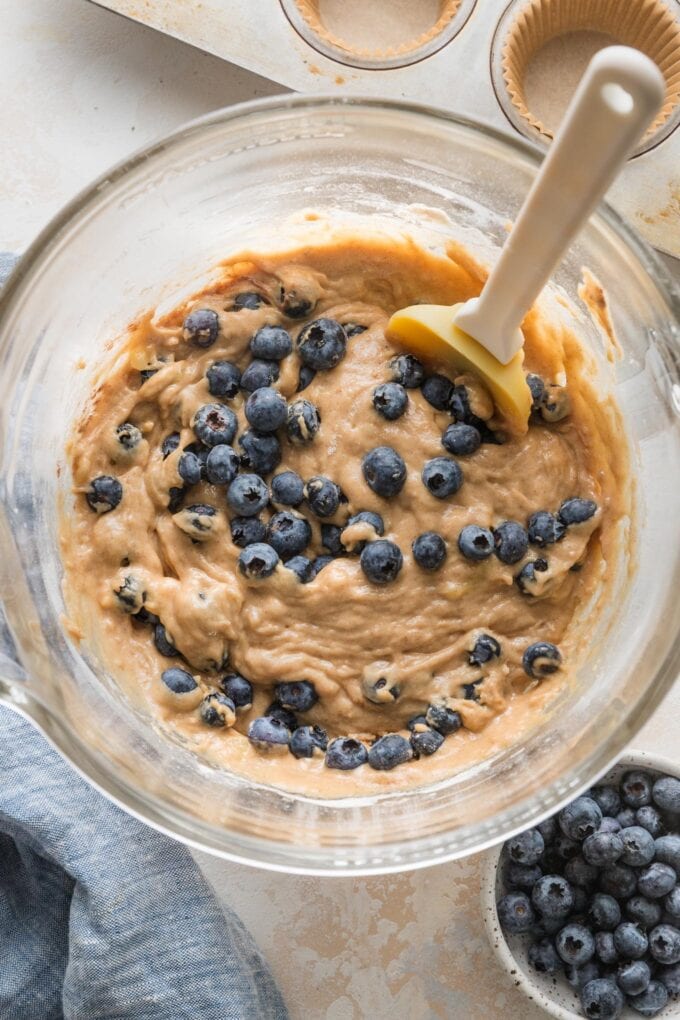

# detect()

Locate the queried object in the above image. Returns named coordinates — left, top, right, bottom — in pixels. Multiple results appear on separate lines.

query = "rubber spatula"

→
left=387, top=46, right=665, bottom=434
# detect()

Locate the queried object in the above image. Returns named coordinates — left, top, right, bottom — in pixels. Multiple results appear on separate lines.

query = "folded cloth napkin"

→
left=0, top=255, right=288, bottom=1020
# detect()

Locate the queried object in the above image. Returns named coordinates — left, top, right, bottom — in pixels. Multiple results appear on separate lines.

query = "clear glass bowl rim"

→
left=2, top=93, right=680, bottom=876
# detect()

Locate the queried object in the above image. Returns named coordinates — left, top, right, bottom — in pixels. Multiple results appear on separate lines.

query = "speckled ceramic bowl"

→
left=481, top=751, right=680, bottom=1019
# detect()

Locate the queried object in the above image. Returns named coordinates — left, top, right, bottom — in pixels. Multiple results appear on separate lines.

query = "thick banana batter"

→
left=61, top=235, right=628, bottom=795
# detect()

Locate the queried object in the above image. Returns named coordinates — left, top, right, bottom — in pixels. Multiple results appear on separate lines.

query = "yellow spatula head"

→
left=387, top=304, right=531, bottom=436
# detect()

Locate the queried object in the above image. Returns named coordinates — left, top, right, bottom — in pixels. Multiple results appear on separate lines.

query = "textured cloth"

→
left=0, top=254, right=287, bottom=1020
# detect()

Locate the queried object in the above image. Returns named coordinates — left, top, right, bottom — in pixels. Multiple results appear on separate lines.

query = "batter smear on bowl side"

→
left=61, top=236, right=628, bottom=795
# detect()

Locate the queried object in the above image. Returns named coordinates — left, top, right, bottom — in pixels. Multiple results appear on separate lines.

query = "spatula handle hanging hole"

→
left=601, top=82, right=635, bottom=116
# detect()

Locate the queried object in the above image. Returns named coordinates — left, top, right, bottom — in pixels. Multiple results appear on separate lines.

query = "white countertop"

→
left=4, top=3, right=678, bottom=1017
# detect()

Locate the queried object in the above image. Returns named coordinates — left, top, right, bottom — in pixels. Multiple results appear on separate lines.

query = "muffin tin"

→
left=90, top=0, right=680, bottom=257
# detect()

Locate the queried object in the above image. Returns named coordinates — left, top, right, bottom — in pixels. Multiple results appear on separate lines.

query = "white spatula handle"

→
left=455, top=46, right=665, bottom=364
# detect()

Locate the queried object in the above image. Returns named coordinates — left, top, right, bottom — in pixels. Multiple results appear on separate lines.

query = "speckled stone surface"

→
left=4, top=3, right=679, bottom=1016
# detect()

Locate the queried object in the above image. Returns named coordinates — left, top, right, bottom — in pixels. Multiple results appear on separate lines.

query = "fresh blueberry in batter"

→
left=248, top=715, right=290, bottom=750
left=296, top=318, right=347, bottom=370
left=559, top=498, right=598, bottom=526
left=154, top=623, right=178, bottom=658
left=425, top=703, right=462, bottom=736
left=266, top=703, right=298, bottom=731
left=526, top=373, right=546, bottom=411
left=493, top=521, right=529, bottom=565
left=389, top=353, right=424, bottom=389
left=343, top=323, right=367, bottom=338
left=161, top=432, right=180, bottom=459
left=468, top=634, right=501, bottom=667
left=368, top=734, right=412, bottom=771
left=442, top=423, right=481, bottom=456
left=114, top=575, right=145, bottom=614
left=173, top=503, right=218, bottom=541
left=321, top=524, right=345, bottom=557
left=362, top=446, right=407, bottom=499
left=205, top=444, right=239, bottom=486
left=86, top=476, right=123, bottom=514
left=325, top=737, right=368, bottom=771
left=238, top=542, right=279, bottom=580
left=422, top=373, right=454, bottom=410
left=343, top=510, right=384, bottom=553
left=284, top=555, right=313, bottom=583
left=182, top=308, right=219, bottom=348
left=178, top=450, right=203, bottom=486
left=232, top=291, right=265, bottom=311
left=305, top=476, right=342, bottom=518
left=275, top=680, right=318, bottom=713
left=286, top=398, right=321, bottom=444
left=267, top=511, right=312, bottom=560
left=167, top=486, right=187, bottom=513
left=271, top=470, right=305, bottom=508
left=219, top=673, right=253, bottom=710
left=199, top=693, right=236, bottom=727
left=458, top=524, right=494, bottom=561
left=244, top=387, right=288, bottom=433
left=249, top=324, right=293, bottom=360
left=238, top=430, right=281, bottom=476
left=192, top=403, right=238, bottom=447
left=161, top=667, right=198, bottom=695
left=296, top=365, right=316, bottom=392
left=523, top=642, right=562, bottom=679
left=227, top=474, right=269, bottom=516
left=290, top=725, right=328, bottom=759
left=240, top=359, right=280, bottom=393
left=515, top=558, right=549, bottom=594
left=410, top=726, right=444, bottom=758
left=412, top=532, right=447, bottom=571
left=230, top=515, right=267, bottom=547
left=360, top=539, right=403, bottom=584
left=528, top=510, right=566, bottom=547
left=421, top=457, right=463, bottom=499
left=207, top=360, right=241, bottom=399
left=116, top=422, right=142, bottom=452
left=309, top=555, right=334, bottom=579
left=279, top=286, right=315, bottom=320
left=372, top=382, right=408, bottom=421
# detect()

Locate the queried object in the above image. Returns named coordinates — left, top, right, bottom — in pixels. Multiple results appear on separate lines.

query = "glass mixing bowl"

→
left=1, top=96, right=679, bottom=875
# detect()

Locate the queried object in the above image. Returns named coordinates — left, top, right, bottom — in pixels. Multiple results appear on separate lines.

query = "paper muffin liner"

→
left=501, top=0, right=680, bottom=141
left=292, top=0, right=461, bottom=61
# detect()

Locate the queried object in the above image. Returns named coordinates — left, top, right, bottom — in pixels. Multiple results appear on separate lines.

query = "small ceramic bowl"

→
left=481, top=750, right=680, bottom=1020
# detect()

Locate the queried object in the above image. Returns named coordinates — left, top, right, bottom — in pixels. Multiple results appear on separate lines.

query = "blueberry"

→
left=86, top=475, right=123, bottom=513
left=287, top=398, right=321, bottom=445
left=296, top=318, right=347, bottom=370
left=656, top=836, right=680, bottom=873
left=248, top=715, right=290, bottom=751
left=515, top=558, right=549, bottom=595
left=639, top=863, right=677, bottom=899
left=527, top=510, right=566, bottom=547
left=161, top=433, right=180, bottom=459
left=133, top=607, right=160, bottom=627
left=560, top=797, right=603, bottom=842
left=468, top=634, right=501, bottom=668
left=368, top=734, right=413, bottom=771
left=541, top=384, right=571, bottom=423
left=618, top=959, right=651, bottom=995
left=591, top=786, right=622, bottom=818
left=161, top=667, right=197, bottom=694
left=193, top=403, right=237, bottom=447
left=360, top=540, right=403, bottom=585
left=619, top=826, right=656, bottom=867
left=636, top=806, right=664, bottom=838
left=665, top=887, right=680, bottom=920
left=653, top=776, right=680, bottom=813
left=600, top=818, right=623, bottom=834
left=409, top=726, right=444, bottom=758
left=505, top=861, right=543, bottom=892
left=580, top=978, right=623, bottom=1020
left=559, top=497, right=598, bottom=526
left=566, top=855, right=600, bottom=888
left=227, top=474, right=269, bottom=516
left=407, top=715, right=429, bottom=732
left=583, top=831, right=625, bottom=867
left=275, top=680, right=317, bottom=713
left=167, top=485, right=187, bottom=513
left=361, top=675, right=399, bottom=706
left=618, top=807, right=637, bottom=828
left=614, top=922, right=649, bottom=959
left=389, top=353, right=424, bottom=389
left=305, top=476, right=342, bottom=518
left=422, top=373, right=453, bottom=410
left=290, top=725, right=328, bottom=759
left=200, top=692, right=236, bottom=727
left=267, top=511, right=312, bottom=559
left=601, top=864, right=638, bottom=900
left=589, top=894, right=622, bottom=931
left=325, top=737, right=368, bottom=771
left=523, top=642, right=562, bottom=679
left=182, top=308, right=219, bottom=347
left=526, top=373, right=546, bottom=411
left=343, top=510, right=385, bottom=553
left=238, top=430, right=282, bottom=476
left=426, top=703, right=462, bottom=736
left=457, top=524, right=494, bottom=561
left=284, top=556, right=313, bottom=582
left=343, top=322, right=366, bottom=338
left=493, top=521, right=529, bottom=564
left=461, top=679, right=483, bottom=702
left=250, top=324, right=293, bottom=360
left=321, top=524, right=345, bottom=557
left=442, top=423, right=481, bottom=456
left=506, top=828, right=545, bottom=866
left=220, top=673, right=253, bottom=709
left=658, top=961, right=680, bottom=998
left=596, top=931, right=620, bottom=965
left=240, top=359, right=280, bottom=393
left=244, top=387, right=288, bottom=433
left=537, top=816, right=558, bottom=844
left=271, top=470, right=305, bottom=508
left=230, top=515, right=267, bottom=548
left=178, top=450, right=203, bottom=486
left=207, top=360, right=241, bottom=398
left=649, top=923, right=680, bottom=964
left=555, top=832, right=581, bottom=860
left=622, top=771, right=653, bottom=809
left=154, top=623, right=178, bottom=658
left=173, top=503, right=219, bottom=541
left=373, top=382, right=408, bottom=421
left=566, top=962, right=600, bottom=990
left=556, top=923, right=596, bottom=966
left=296, top=365, right=316, bottom=392
left=232, top=291, right=265, bottom=311
left=528, top=938, right=563, bottom=974
left=629, top=980, right=669, bottom=1016
left=266, top=703, right=298, bottom=731
left=205, top=444, right=239, bottom=486
left=362, top=446, right=407, bottom=499
left=497, top=891, right=535, bottom=934
left=412, top=532, right=447, bottom=571
left=140, top=368, right=158, bottom=384
left=421, top=457, right=463, bottom=499
left=116, top=422, right=142, bottom=452
left=238, top=543, right=279, bottom=580
left=627, top=897, right=663, bottom=930
left=309, top=555, right=334, bottom=579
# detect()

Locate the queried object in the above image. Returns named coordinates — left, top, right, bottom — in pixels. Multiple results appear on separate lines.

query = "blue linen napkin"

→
left=0, top=254, right=288, bottom=1020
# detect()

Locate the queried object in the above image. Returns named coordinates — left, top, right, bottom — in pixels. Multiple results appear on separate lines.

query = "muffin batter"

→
left=62, top=235, right=628, bottom=795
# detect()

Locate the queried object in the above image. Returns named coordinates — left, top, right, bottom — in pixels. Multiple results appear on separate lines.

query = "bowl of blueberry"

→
left=483, top=753, right=680, bottom=1019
